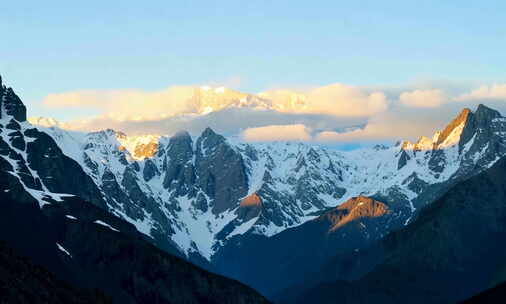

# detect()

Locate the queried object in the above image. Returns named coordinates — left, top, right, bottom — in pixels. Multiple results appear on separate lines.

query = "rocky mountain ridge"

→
left=0, top=75, right=269, bottom=303
left=30, top=102, right=506, bottom=266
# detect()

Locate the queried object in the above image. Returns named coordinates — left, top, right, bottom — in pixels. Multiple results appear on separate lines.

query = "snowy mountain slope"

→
left=32, top=104, right=506, bottom=264
left=0, top=77, right=271, bottom=303
left=0, top=78, right=108, bottom=211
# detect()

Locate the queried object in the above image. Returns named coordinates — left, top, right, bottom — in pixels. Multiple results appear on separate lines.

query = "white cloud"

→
left=456, top=84, right=506, bottom=101
left=313, top=83, right=506, bottom=144
left=399, top=89, right=445, bottom=108
left=43, top=87, right=198, bottom=121
left=37, top=83, right=387, bottom=136
left=42, top=83, right=390, bottom=121
left=260, top=84, right=389, bottom=117
left=34, top=81, right=506, bottom=145
left=241, top=124, right=311, bottom=142
left=306, top=84, right=389, bottom=116
left=315, top=110, right=444, bottom=143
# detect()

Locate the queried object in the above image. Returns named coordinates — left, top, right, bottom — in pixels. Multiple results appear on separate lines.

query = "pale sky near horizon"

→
left=1, top=1, right=506, bottom=144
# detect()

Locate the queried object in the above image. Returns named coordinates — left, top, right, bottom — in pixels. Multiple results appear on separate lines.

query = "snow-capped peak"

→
left=116, top=134, right=160, bottom=160
left=401, top=108, right=471, bottom=152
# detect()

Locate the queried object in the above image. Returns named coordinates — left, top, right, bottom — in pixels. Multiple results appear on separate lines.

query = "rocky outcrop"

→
left=0, top=76, right=27, bottom=122
left=162, top=131, right=196, bottom=196
left=460, top=104, right=502, bottom=149
left=142, top=159, right=159, bottom=181
left=237, top=193, right=263, bottom=221
left=397, top=149, right=410, bottom=170
left=326, top=196, right=389, bottom=231
left=195, top=127, right=248, bottom=214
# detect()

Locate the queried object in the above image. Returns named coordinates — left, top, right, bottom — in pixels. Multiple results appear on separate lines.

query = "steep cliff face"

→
left=0, top=76, right=26, bottom=122
left=0, top=78, right=106, bottom=210
left=195, top=127, right=249, bottom=214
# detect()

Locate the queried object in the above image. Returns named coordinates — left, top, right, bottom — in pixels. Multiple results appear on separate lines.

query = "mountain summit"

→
left=0, top=76, right=26, bottom=122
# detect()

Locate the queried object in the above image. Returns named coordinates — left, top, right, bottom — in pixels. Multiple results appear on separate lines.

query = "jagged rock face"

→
left=425, top=110, right=471, bottom=173
left=24, top=128, right=106, bottom=209
left=397, top=149, right=410, bottom=169
left=195, top=128, right=248, bottom=214
left=0, top=81, right=106, bottom=211
left=0, top=76, right=27, bottom=122
left=435, top=108, right=471, bottom=149
left=162, top=131, right=196, bottom=197
left=460, top=104, right=502, bottom=148
left=142, top=159, right=159, bottom=181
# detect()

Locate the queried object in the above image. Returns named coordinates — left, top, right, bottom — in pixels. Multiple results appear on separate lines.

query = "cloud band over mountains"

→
left=32, top=83, right=506, bottom=144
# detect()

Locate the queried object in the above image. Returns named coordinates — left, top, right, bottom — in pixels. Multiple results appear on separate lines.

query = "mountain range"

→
left=0, top=75, right=269, bottom=303
left=3, top=74, right=506, bottom=303
left=282, top=148, right=506, bottom=303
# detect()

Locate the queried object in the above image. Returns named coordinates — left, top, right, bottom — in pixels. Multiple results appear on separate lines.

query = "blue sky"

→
left=1, top=0, right=505, bottom=122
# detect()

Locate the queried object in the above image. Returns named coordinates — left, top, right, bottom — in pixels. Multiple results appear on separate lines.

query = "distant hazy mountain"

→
left=28, top=86, right=311, bottom=134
